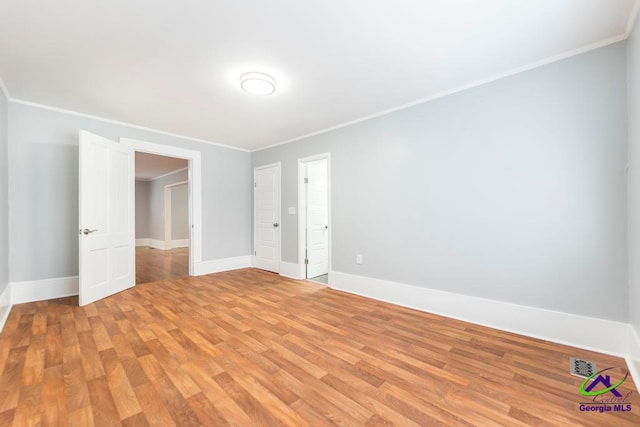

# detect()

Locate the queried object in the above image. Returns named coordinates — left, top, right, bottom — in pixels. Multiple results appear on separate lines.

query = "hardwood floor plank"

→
left=0, top=268, right=638, bottom=425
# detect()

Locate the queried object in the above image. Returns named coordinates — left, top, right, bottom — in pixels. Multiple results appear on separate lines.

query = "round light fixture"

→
left=240, top=72, right=276, bottom=96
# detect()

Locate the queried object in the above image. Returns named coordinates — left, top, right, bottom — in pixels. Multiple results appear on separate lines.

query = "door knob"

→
left=83, top=229, right=98, bottom=235
left=273, top=223, right=279, bottom=228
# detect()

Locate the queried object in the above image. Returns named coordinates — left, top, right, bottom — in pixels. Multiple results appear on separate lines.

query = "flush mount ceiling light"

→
left=240, top=72, right=276, bottom=96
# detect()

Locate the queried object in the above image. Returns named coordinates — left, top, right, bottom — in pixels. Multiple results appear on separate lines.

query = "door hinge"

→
left=254, top=251, right=257, bottom=256
left=254, top=182, right=257, bottom=188
left=304, top=258, right=309, bottom=265
left=304, top=178, right=308, bottom=184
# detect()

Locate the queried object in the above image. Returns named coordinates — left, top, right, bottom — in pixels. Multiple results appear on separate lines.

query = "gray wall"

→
left=148, top=169, right=188, bottom=241
left=0, top=88, right=7, bottom=296
left=253, top=42, right=629, bottom=322
left=8, top=103, right=252, bottom=282
left=171, top=183, right=189, bottom=240
left=135, top=180, right=150, bottom=239
left=628, top=17, right=640, bottom=332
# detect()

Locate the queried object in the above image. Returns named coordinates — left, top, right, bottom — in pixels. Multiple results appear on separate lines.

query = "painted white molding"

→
left=143, top=167, right=188, bottom=182
left=171, top=239, right=190, bottom=249
left=120, top=138, right=202, bottom=276
left=253, top=34, right=627, bottom=153
left=330, top=271, right=630, bottom=357
left=146, top=239, right=168, bottom=250
left=280, top=262, right=303, bottom=280
left=10, top=99, right=248, bottom=152
left=193, top=256, right=252, bottom=276
left=628, top=326, right=640, bottom=390
left=11, top=276, right=79, bottom=305
left=136, top=238, right=189, bottom=249
left=297, top=153, right=332, bottom=280
left=0, top=285, right=11, bottom=333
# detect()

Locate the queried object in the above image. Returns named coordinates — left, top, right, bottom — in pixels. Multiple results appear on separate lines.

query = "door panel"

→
left=79, top=130, right=135, bottom=306
left=254, top=165, right=280, bottom=273
left=306, top=159, right=328, bottom=278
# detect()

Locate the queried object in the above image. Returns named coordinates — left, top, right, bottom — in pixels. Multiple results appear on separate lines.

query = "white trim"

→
left=136, top=167, right=188, bottom=182
left=170, top=239, right=190, bottom=249
left=164, top=185, right=172, bottom=249
left=193, top=256, right=252, bottom=276
left=0, top=76, right=10, bottom=100
left=147, top=238, right=168, bottom=250
left=297, top=153, right=332, bottom=280
left=10, top=99, right=248, bottom=152
left=0, top=285, right=11, bottom=333
left=164, top=180, right=188, bottom=250
left=330, top=270, right=630, bottom=357
left=280, top=261, right=302, bottom=280
left=136, top=238, right=189, bottom=249
left=11, top=276, right=79, bottom=304
left=627, top=326, right=640, bottom=390
left=252, top=34, right=627, bottom=153
left=626, top=0, right=640, bottom=36
left=253, top=163, right=282, bottom=274
left=121, top=138, right=201, bottom=276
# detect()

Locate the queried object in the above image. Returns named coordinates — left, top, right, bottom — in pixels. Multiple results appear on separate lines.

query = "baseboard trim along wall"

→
left=330, top=270, right=630, bottom=358
left=0, top=285, right=11, bottom=332
left=279, top=261, right=302, bottom=280
left=135, top=238, right=190, bottom=250
left=628, top=327, right=640, bottom=391
left=193, top=256, right=252, bottom=276
left=11, top=276, right=79, bottom=305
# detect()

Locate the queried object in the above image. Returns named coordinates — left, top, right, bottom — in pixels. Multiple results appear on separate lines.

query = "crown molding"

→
left=626, top=0, right=640, bottom=36
left=136, top=166, right=188, bottom=182
left=252, top=33, right=627, bottom=153
left=8, top=98, right=250, bottom=153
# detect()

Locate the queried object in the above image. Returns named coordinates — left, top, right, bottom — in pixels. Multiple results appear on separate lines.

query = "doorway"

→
left=298, top=154, right=331, bottom=282
left=254, top=163, right=281, bottom=273
left=135, top=152, right=189, bottom=284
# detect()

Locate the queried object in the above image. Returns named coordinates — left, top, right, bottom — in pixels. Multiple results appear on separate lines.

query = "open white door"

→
left=79, top=130, right=135, bottom=306
left=254, top=164, right=281, bottom=273
left=305, top=159, right=329, bottom=278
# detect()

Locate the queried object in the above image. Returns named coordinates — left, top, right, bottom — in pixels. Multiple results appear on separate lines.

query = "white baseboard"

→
left=11, top=276, right=79, bottom=305
left=147, top=239, right=168, bottom=250
left=194, top=256, right=252, bottom=276
left=136, top=238, right=190, bottom=250
left=170, top=239, right=190, bottom=249
left=330, top=270, right=630, bottom=357
left=628, top=326, right=640, bottom=389
left=0, top=284, right=11, bottom=332
left=280, top=261, right=302, bottom=279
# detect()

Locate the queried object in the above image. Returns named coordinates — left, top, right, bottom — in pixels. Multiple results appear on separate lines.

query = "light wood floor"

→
left=136, top=247, right=189, bottom=284
left=0, top=268, right=638, bottom=426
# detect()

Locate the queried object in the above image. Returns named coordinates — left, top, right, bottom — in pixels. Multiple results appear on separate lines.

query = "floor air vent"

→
left=570, top=358, right=596, bottom=378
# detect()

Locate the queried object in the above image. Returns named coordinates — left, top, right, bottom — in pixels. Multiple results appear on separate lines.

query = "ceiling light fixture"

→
left=240, top=72, right=276, bottom=96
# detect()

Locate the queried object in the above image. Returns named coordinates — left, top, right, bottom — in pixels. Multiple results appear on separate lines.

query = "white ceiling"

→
left=135, top=152, right=187, bottom=180
left=0, top=1, right=638, bottom=151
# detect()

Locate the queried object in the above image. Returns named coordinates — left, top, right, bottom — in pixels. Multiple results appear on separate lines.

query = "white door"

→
left=306, top=159, right=328, bottom=278
left=254, top=164, right=280, bottom=273
left=79, top=130, right=135, bottom=306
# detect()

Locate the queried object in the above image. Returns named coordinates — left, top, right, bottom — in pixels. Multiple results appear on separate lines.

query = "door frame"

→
left=298, top=153, right=331, bottom=280
left=164, top=181, right=189, bottom=250
left=120, top=138, right=202, bottom=276
left=253, top=162, right=281, bottom=273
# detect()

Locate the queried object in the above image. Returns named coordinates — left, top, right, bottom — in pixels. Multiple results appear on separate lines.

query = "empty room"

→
left=1, top=1, right=640, bottom=425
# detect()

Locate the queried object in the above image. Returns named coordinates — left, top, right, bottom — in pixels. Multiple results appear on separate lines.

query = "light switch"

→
left=288, top=207, right=296, bottom=215
left=356, top=254, right=363, bottom=265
